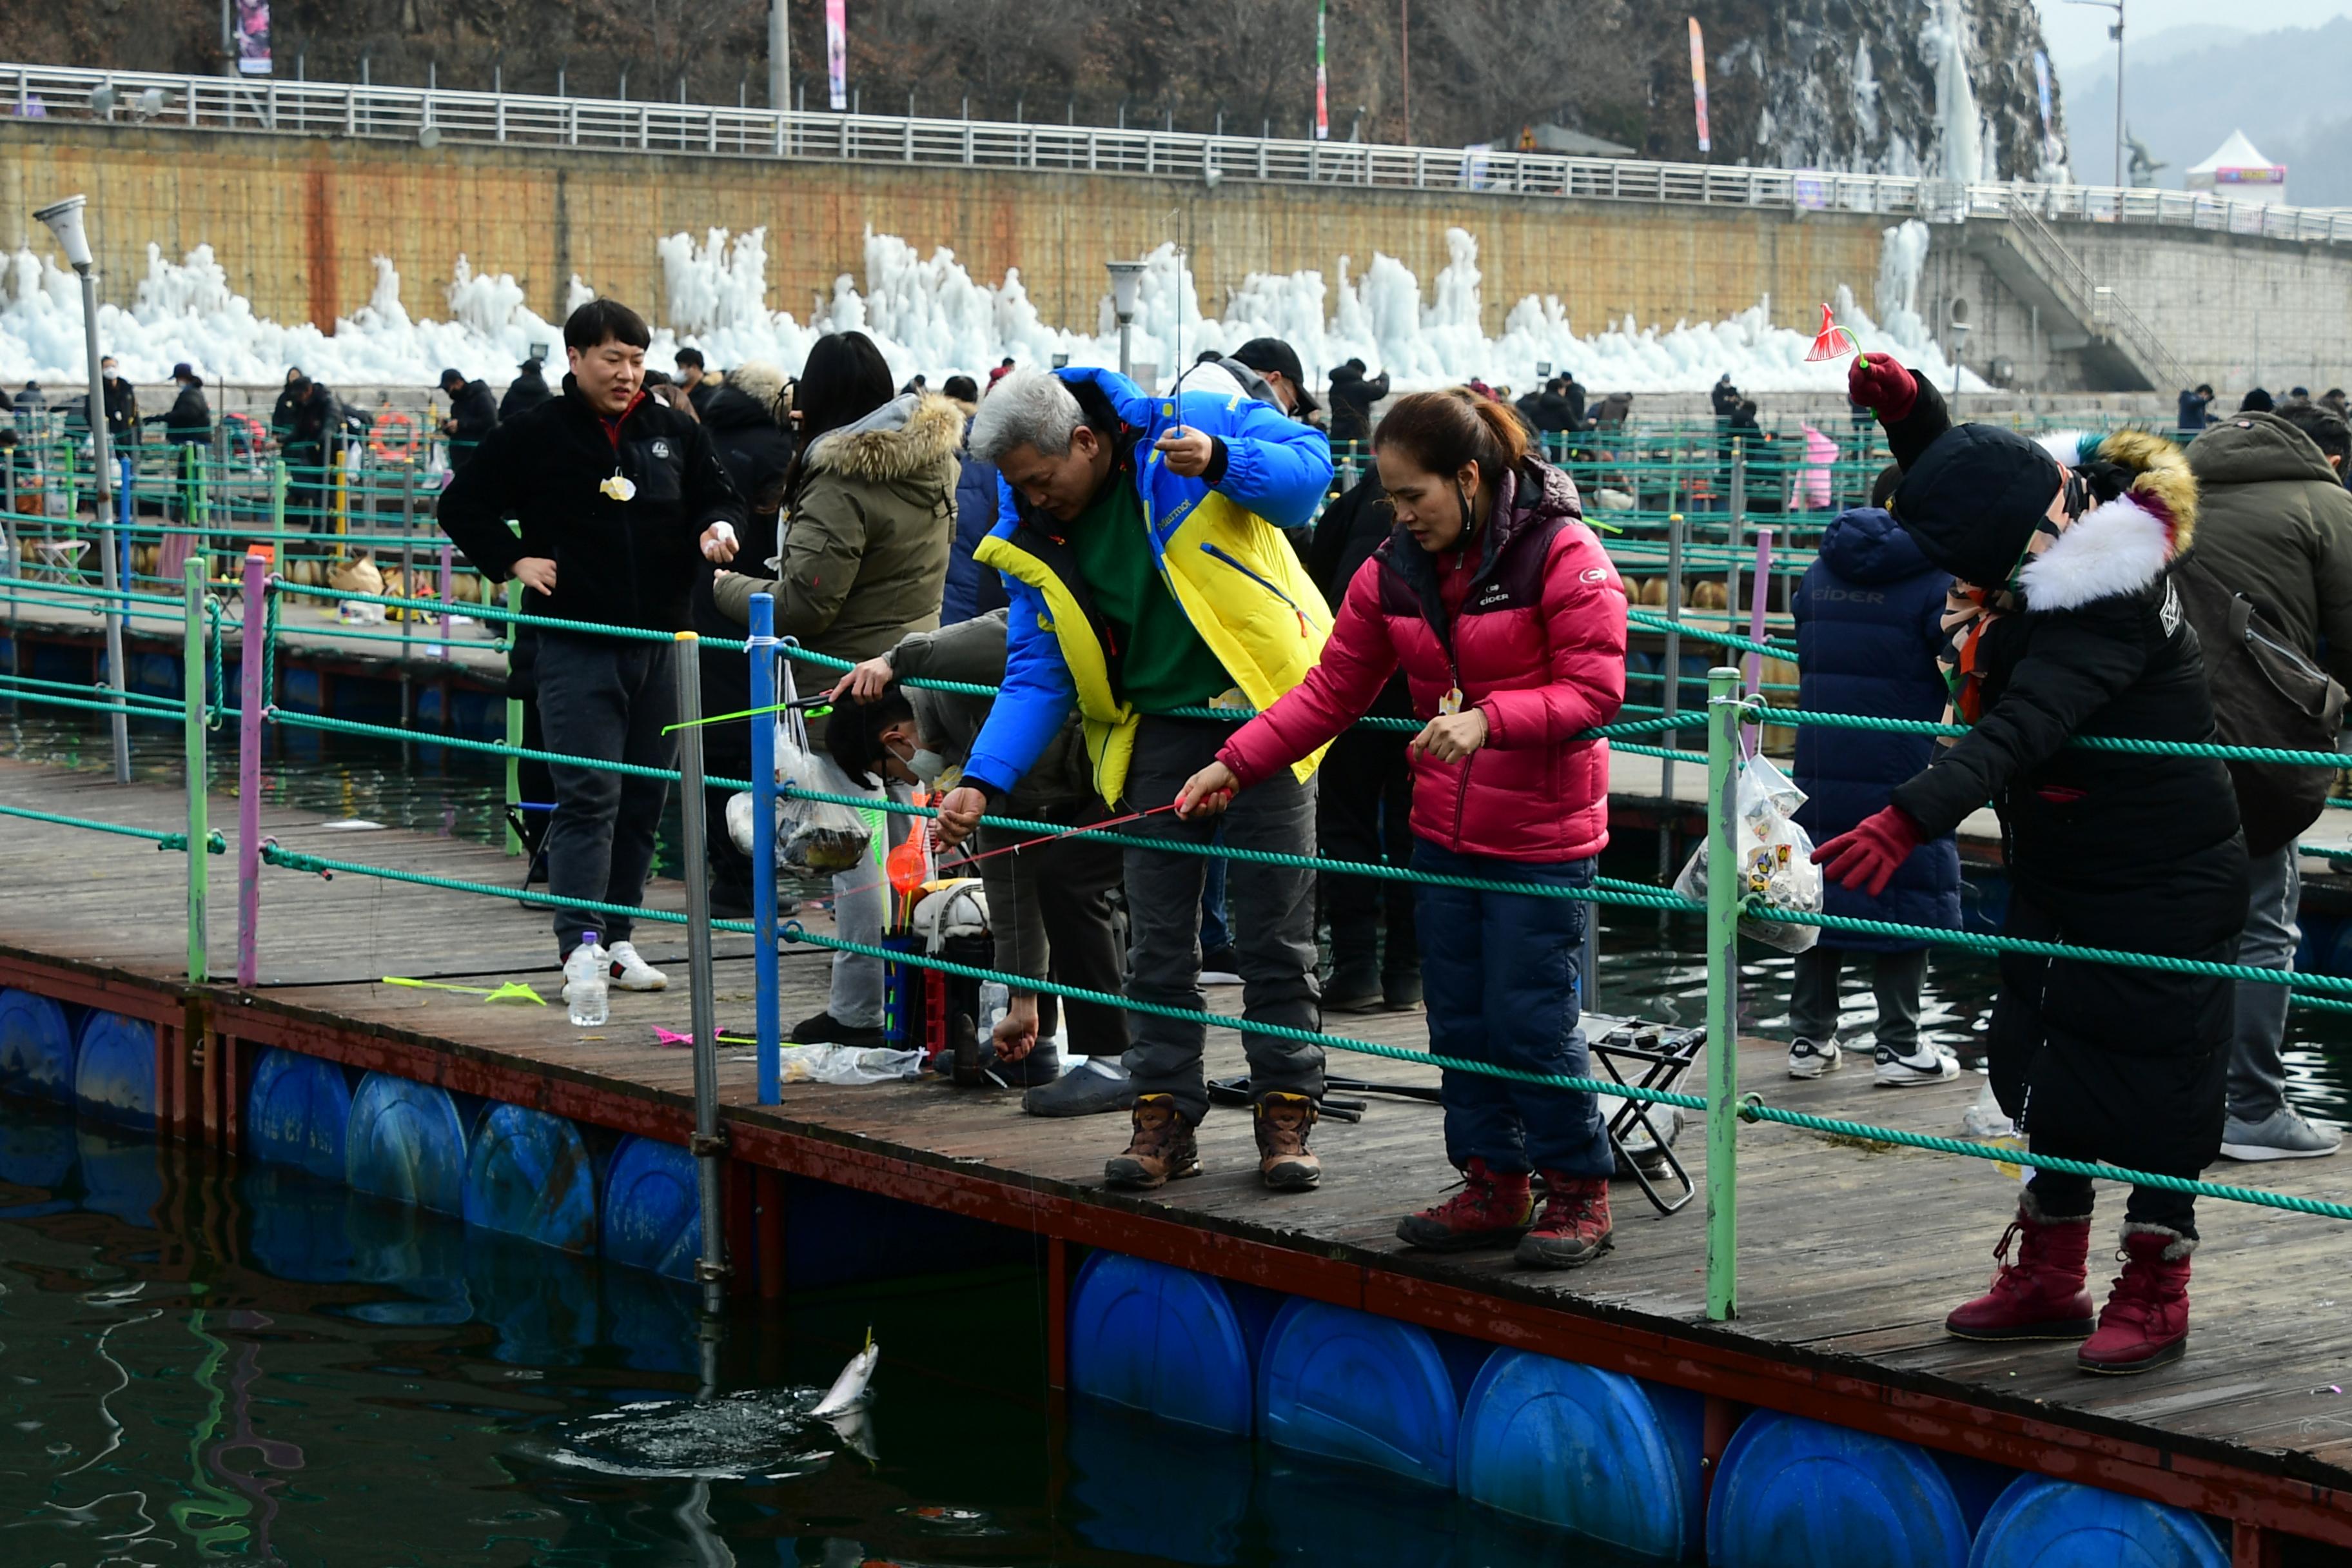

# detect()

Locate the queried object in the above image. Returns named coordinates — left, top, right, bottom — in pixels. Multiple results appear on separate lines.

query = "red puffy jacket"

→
left=1220, top=461, right=1627, bottom=861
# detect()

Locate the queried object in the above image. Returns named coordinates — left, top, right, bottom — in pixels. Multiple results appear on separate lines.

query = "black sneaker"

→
left=977, top=1041, right=1066, bottom=1090
left=1323, top=957, right=1383, bottom=1014
left=1199, top=945, right=1243, bottom=986
left=1022, top=1059, right=1135, bottom=1117
left=790, top=1009, right=885, bottom=1048
left=1383, top=967, right=1424, bottom=1011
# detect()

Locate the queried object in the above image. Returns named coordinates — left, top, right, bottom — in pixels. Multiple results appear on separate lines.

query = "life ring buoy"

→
left=369, top=410, right=418, bottom=462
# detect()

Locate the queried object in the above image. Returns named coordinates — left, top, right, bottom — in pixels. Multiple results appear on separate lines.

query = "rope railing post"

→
left=674, top=630, right=730, bottom=1314
left=435, top=539, right=453, bottom=662
left=1741, top=525, right=1773, bottom=752
left=94, top=451, right=130, bottom=786
left=503, top=579, right=524, bottom=856
left=235, top=546, right=270, bottom=988
left=269, top=457, right=286, bottom=563
left=183, top=555, right=208, bottom=984
left=1705, top=665, right=1741, bottom=1322
left=747, top=594, right=781, bottom=1105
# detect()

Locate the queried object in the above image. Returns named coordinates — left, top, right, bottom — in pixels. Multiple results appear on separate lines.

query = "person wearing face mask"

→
left=1836, top=357, right=2244, bottom=1376
left=1179, top=389, right=1629, bottom=1270
left=824, top=609, right=1128, bottom=1102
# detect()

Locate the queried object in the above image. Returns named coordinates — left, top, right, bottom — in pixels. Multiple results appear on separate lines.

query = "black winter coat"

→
left=101, top=376, right=139, bottom=444
left=164, top=384, right=211, bottom=446
left=1792, top=507, right=1960, bottom=950
left=285, top=386, right=340, bottom=453
left=500, top=365, right=553, bottom=421
left=1327, top=366, right=1387, bottom=444
left=436, top=379, right=747, bottom=633
left=1305, top=471, right=1413, bottom=718
left=444, top=379, right=499, bottom=466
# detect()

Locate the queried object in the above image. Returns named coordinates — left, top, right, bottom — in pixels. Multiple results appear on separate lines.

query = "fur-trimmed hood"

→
left=807, top=392, right=964, bottom=484
left=2017, top=428, right=2199, bottom=612
left=723, top=359, right=787, bottom=416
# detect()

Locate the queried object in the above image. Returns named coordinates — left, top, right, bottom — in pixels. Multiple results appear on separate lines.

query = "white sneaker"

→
left=1787, top=1037, right=1841, bottom=1079
left=1874, top=1043, right=1959, bottom=1087
left=605, top=940, right=669, bottom=992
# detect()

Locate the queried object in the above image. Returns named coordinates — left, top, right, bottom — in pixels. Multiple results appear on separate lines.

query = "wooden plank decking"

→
left=5, top=756, right=2352, bottom=1546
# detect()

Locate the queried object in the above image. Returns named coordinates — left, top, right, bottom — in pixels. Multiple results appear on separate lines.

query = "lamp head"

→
left=1105, top=260, right=1146, bottom=324
left=33, top=194, right=92, bottom=272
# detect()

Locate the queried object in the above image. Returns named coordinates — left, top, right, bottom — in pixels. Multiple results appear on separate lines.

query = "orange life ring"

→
left=369, top=410, right=418, bottom=462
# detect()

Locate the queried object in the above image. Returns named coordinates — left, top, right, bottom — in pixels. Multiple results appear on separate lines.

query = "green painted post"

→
left=504, top=578, right=524, bottom=856
left=1705, top=665, right=1741, bottom=1322
left=183, top=555, right=209, bottom=984
left=270, top=458, right=287, bottom=562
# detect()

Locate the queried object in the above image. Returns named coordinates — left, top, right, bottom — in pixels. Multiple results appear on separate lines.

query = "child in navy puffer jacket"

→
left=1788, top=498, right=1964, bottom=1086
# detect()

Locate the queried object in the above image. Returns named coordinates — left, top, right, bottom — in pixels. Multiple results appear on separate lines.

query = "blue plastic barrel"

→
left=600, top=1135, right=700, bottom=1281
left=463, top=1102, right=596, bottom=1253
left=1067, top=1251, right=1255, bottom=1436
left=345, top=1072, right=469, bottom=1217
left=0, top=1103, right=77, bottom=1193
left=1256, top=1298, right=1465, bottom=1489
left=0, top=989, right=76, bottom=1102
left=1707, top=1411, right=1975, bottom=1567
left=72, top=1011, right=156, bottom=1130
left=344, top=1196, right=473, bottom=1327
left=1967, top=1476, right=2228, bottom=1568
left=1067, top=1398, right=1255, bottom=1566
left=244, top=1050, right=353, bottom=1182
left=241, top=1162, right=356, bottom=1284
left=1456, top=1348, right=1707, bottom=1561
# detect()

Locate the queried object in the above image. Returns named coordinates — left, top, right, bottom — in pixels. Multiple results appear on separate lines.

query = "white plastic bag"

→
left=725, top=1043, right=923, bottom=1084
left=724, top=656, right=877, bottom=876
left=1672, top=752, right=1823, bottom=954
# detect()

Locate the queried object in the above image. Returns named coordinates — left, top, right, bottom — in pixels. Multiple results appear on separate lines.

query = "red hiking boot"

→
left=1516, top=1175, right=1612, bottom=1269
left=2078, top=1225, right=2194, bottom=1375
left=1945, top=1193, right=2097, bottom=1342
left=1395, top=1159, right=1533, bottom=1251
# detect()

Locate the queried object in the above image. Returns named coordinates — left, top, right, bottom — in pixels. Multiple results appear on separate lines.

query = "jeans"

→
left=2228, top=843, right=2299, bottom=1123
left=1118, top=716, right=1323, bottom=1122
left=1415, top=839, right=1611, bottom=1178
left=534, top=632, right=676, bottom=959
left=1790, top=946, right=1926, bottom=1054
left=1317, top=724, right=1418, bottom=977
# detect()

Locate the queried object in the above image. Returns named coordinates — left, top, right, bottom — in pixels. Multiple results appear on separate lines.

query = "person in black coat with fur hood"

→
left=1830, top=357, right=2246, bottom=1377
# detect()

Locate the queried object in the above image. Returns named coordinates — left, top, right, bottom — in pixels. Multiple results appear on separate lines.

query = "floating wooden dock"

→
left=5, top=758, right=2352, bottom=1556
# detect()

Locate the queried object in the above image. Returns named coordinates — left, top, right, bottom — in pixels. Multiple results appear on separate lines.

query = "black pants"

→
left=535, top=632, right=678, bottom=959
left=1316, top=725, right=1418, bottom=979
left=977, top=801, right=1129, bottom=1057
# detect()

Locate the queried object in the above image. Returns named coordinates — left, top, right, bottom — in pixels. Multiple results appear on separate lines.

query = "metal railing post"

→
left=504, top=579, right=524, bottom=854
left=748, top=594, right=781, bottom=1104
left=1704, top=666, right=1741, bottom=1323
left=673, top=631, right=730, bottom=1316
left=270, top=457, right=287, bottom=562
left=183, top=555, right=209, bottom=983
left=1660, top=511, right=1685, bottom=879
left=95, top=461, right=130, bottom=786
left=436, top=540, right=453, bottom=662
left=235, top=547, right=270, bottom=988
left=1742, top=527, right=1774, bottom=752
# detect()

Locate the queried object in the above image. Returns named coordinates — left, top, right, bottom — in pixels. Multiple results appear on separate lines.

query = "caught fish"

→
left=811, top=1335, right=879, bottom=1418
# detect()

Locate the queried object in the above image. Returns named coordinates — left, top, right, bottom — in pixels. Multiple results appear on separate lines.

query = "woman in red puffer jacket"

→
left=1177, top=389, right=1629, bottom=1269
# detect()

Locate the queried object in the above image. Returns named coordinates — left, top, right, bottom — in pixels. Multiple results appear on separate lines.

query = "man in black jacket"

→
left=1326, top=358, right=1387, bottom=445
left=438, top=368, right=499, bottom=469
left=282, top=377, right=341, bottom=535
left=163, top=364, right=211, bottom=447
left=501, top=355, right=553, bottom=421
left=98, top=357, right=139, bottom=447
left=438, top=299, right=747, bottom=978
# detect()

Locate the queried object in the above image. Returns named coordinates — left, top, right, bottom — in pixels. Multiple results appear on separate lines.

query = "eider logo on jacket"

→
left=1580, top=567, right=1609, bottom=585
left=651, top=439, right=673, bottom=459
left=1472, top=583, right=1515, bottom=611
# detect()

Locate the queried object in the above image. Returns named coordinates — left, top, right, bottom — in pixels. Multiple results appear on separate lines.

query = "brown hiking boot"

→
left=1104, top=1094, right=1200, bottom=1190
left=1254, top=1092, right=1322, bottom=1191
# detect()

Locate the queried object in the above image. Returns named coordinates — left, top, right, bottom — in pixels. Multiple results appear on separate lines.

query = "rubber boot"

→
left=1104, top=1094, right=1200, bottom=1190
left=1254, top=1092, right=1322, bottom=1191
left=1395, top=1157, right=1534, bottom=1251
left=1944, top=1191, right=2098, bottom=1342
left=1516, top=1175, right=1612, bottom=1268
left=2077, top=1224, right=2194, bottom=1375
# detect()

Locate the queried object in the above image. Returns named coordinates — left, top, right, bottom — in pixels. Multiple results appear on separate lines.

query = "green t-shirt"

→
left=1066, top=475, right=1233, bottom=713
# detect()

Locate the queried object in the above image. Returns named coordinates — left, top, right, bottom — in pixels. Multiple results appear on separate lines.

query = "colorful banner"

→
left=2032, top=50, right=2052, bottom=135
left=1314, top=0, right=1329, bottom=141
left=1689, top=18, right=1709, bottom=154
left=826, top=0, right=848, bottom=112
left=234, top=0, right=271, bottom=76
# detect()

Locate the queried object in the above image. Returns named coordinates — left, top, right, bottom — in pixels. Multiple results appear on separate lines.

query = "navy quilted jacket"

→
left=1791, top=507, right=1963, bottom=950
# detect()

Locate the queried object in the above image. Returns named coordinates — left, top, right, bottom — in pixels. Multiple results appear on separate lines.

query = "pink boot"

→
left=1944, top=1191, right=2097, bottom=1342
left=2077, top=1224, right=2193, bottom=1375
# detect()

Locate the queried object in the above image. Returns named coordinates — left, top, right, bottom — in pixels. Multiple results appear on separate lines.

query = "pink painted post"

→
left=236, top=547, right=270, bottom=988
left=1741, top=527, right=1774, bottom=751
left=436, top=540, right=453, bottom=661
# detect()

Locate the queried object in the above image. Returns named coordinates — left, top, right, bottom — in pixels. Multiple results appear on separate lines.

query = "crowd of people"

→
left=426, top=299, right=2348, bottom=1378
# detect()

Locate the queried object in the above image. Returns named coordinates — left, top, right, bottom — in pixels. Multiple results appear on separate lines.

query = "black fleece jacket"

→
left=436, top=378, right=746, bottom=633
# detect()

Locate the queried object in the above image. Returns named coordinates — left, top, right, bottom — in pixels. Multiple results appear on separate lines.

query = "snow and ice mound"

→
left=0, top=222, right=1979, bottom=393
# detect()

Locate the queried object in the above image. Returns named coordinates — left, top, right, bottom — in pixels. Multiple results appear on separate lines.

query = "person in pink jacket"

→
left=1178, top=389, right=1629, bottom=1268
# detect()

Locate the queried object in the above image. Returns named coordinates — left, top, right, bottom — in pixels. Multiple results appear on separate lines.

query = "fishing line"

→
left=819, top=801, right=1186, bottom=905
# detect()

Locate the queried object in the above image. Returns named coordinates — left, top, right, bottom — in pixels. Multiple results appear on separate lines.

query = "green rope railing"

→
left=264, top=707, right=756, bottom=793
left=267, top=581, right=751, bottom=653
left=0, top=801, right=225, bottom=854
left=1627, top=606, right=1799, bottom=660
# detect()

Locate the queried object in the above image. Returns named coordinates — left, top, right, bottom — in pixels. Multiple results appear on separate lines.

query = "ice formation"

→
left=0, top=220, right=1978, bottom=394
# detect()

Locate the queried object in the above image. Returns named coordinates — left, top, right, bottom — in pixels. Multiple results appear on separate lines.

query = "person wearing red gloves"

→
left=1177, top=389, right=1631, bottom=1269
left=1825, top=356, right=2245, bottom=1376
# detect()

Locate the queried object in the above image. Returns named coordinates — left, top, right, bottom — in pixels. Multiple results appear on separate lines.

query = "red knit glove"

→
left=1847, top=357, right=1918, bottom=424
left=1811, top=806, right=1924, bottom=898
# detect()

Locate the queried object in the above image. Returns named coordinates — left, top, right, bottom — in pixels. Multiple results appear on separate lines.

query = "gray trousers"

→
left=535, top=632, right=676, bottom=959
left=1790, top=945, right=1927, bottom=1054
left=2230, top=843, right=2300, bottom=1122
left=1119, top=716, right=1324, bottom=1122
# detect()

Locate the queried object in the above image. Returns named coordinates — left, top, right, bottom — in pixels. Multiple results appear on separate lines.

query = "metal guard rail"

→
left=8, top=61, right=2352, bottom=244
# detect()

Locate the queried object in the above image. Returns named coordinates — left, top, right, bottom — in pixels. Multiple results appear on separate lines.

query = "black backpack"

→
left=2172, top=558, right=2346, bottom=856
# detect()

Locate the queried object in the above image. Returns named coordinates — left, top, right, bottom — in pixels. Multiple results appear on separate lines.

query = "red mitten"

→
left=1847, top=357, right=1918, bottom=424
left=1810, top=806, right=1925, bottom=899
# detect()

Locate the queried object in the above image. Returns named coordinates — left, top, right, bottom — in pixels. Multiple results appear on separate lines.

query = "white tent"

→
left=2188, top=129, right=2288, bottom=206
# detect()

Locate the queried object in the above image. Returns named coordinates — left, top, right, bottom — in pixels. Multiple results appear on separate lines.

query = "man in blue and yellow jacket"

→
left=937, top=366, right=1335, bottom=1193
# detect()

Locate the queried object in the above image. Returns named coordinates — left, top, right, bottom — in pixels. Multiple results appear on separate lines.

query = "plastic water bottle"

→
left=565, top=930, right=610, bottom=1027
left=979, top=981, right=1010, bottom=1045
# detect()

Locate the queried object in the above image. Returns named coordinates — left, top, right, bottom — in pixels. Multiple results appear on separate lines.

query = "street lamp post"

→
left=35, top=194, right=129, bottom=785
left=1106, top=260, right=1146, bottom=383
left=2066, top=0, right=2126, bottom=190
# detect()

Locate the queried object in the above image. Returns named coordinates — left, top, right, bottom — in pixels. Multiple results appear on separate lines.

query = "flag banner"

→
left=235, top=0, right=271, bottom=75
left=827, top=0, right=848, bottom=111
left=1689, top=18, right=1710, bottom=153
left=1315, top=1, right=1329, bottom=141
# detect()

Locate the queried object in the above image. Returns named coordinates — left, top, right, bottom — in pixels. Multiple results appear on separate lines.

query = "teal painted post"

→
left=1705, top=665, right=1741, bottom=1322
left=504, top=579, right=524, bottom=856
left=183, top=555, right=208, bottom=983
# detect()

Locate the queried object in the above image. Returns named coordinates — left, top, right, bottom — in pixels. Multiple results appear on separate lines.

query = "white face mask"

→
left=890, top=739, right=956, bottom=789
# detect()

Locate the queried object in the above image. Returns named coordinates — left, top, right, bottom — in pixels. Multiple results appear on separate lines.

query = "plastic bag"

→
left=725, top=1043, right=924, bottom=1084
left=1672, top=752, right=1823, bottom=954
left=723, top=654, right=877, bottom=876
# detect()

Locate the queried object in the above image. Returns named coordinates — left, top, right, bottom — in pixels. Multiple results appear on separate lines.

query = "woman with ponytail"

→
left=1177, top=389, right=1631, bottom=1269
